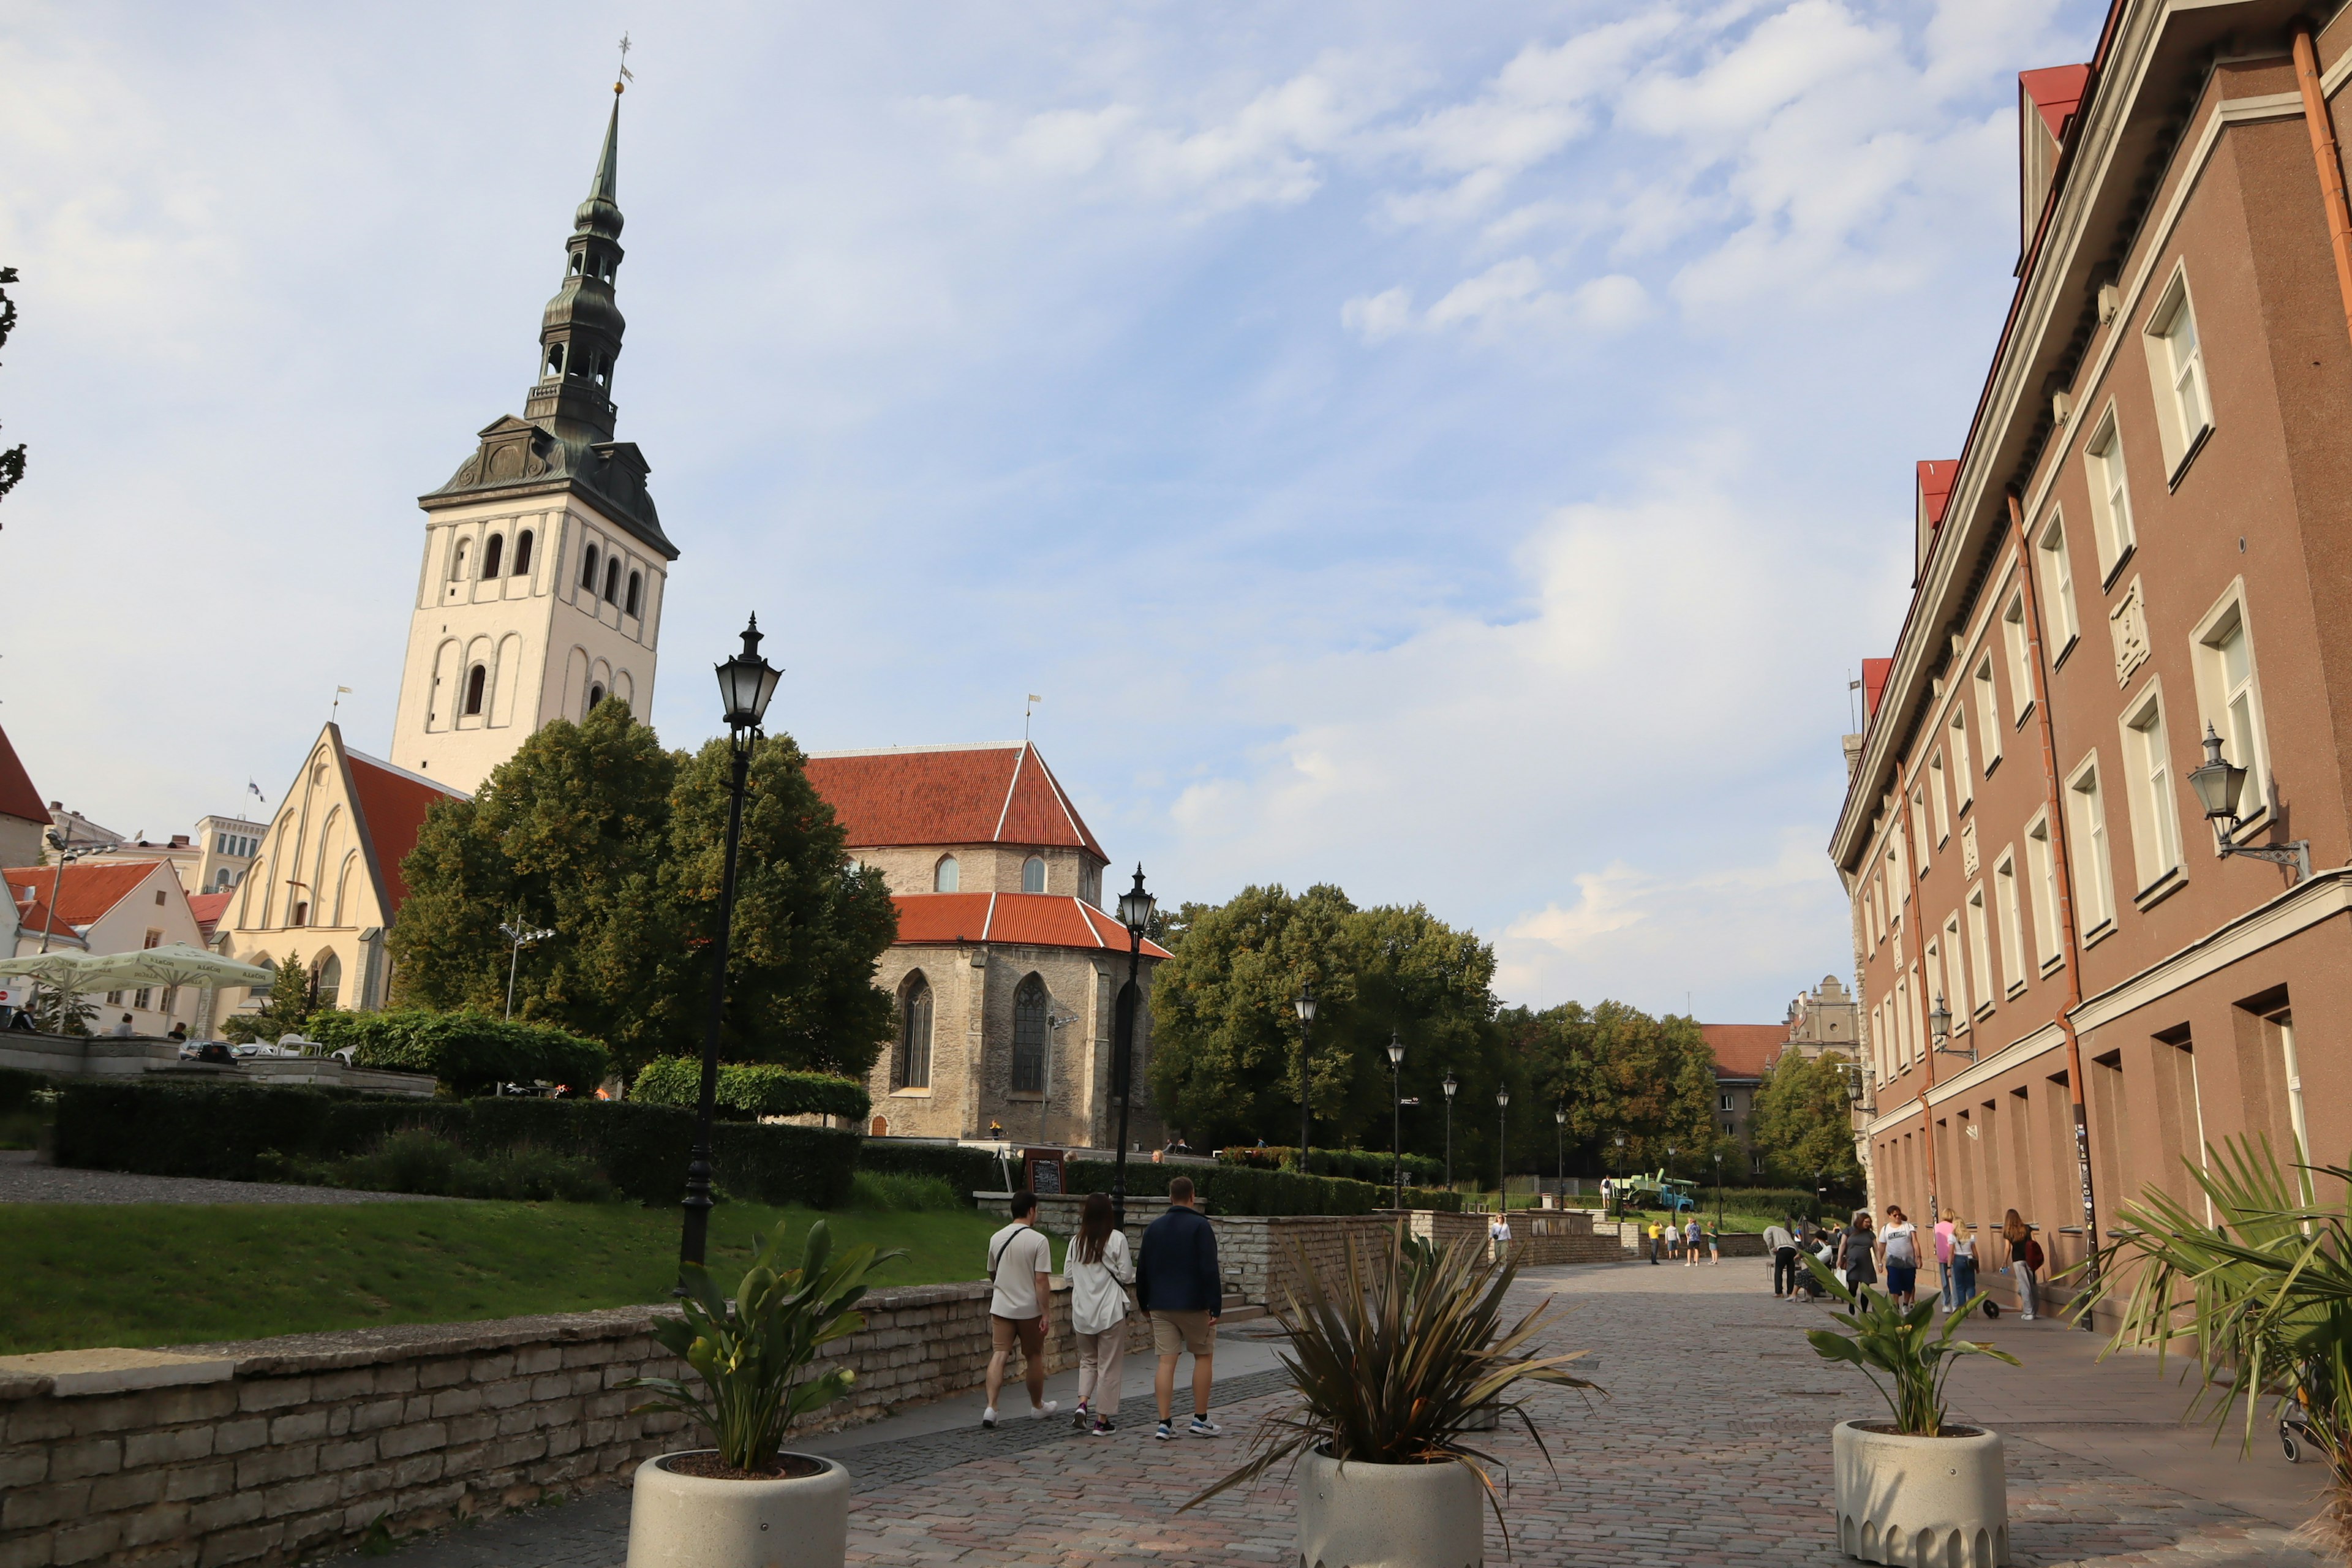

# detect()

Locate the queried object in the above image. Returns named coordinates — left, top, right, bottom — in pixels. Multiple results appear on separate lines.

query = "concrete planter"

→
left=1298, top=1447, right=1486, bottom=1568
left=1831, top=1420, right=2008, bottom=1566
left=624, top=1450, right=850, bottom=1568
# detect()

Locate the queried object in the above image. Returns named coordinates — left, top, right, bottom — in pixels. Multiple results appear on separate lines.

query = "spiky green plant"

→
left=1801, top=1255, right=2019, bottom=1434
left=2076, top=1135, right=2352, bottom=1561
left=625, top=1218, right=905, bottom=1472
left=1186, top=1224, right=1597, bottom=1537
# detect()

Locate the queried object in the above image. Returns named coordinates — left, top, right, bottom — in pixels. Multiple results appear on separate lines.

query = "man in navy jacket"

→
left=1136, top=1175, right=1221, bottom=1440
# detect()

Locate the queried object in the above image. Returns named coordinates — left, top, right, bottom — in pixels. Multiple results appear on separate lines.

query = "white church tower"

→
left=390, top=84, right=678, bottom=794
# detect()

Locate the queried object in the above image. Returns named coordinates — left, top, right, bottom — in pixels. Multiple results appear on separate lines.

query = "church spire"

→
left=522, top=86, right=630, bottom=444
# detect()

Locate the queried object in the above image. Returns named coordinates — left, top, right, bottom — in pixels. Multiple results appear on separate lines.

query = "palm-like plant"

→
left=625, top=1218, right=905, bottom=1474
left=2078, top=1135, right=2352, bottom=1560
left=1186, top=1225, right=1597, bottom=1537
left=1802, top=1256, right=2019, bottom=1434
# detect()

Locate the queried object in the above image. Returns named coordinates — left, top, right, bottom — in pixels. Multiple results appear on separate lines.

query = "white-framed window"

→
left=1891, top=823, right=1911, bottom=897
left=1973, top=657, right=2003, bottom=768
left=2084, top=408, right=2136, bottom=579
left=2003, top=592, right=2035, bottom=718
left=1911, top=788, right=1932, bottom=873
left=1994, top=850, right=2026, bottom=997
left=1874, top=870, right=1889, bottom=937
left=2067, top=754, right=2116, bottom=935
left=1929, top=753, right=1951, bottom=843
left=2120, top=684, right=2183, bottom=889
left=933, top=854, right=960, bottom=893
left=1950, top=710, right=1974, bottom=809
left=1967, top=886, right=1993, bottom=1017
left=2026, top=812, right=2062, bottom=969
left=1896, top=972, right=1913, bottom=1070
left=2143, top=266, right=2214, bottom=474
left=1021, top=854, right=1047, bottom=894
left=2190, top=585, right=2271, bottom=832
left=2038, top=510, right=2079, bottom=652
left=1942, top=913, right=1970, bottom=1025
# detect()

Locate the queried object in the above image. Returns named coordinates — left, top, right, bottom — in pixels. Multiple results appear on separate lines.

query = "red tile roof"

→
left=889, top=892, right=1170, bottom=959
left=188, top=891, right=233, bottom=940
left=2020, top=64, right=2090, bottom=143
left=344, top=747, right=466, bottom=917
left=1701, top=1023, right=1787, bottom=1081
left=3, top=859, right=167, bottom=934
left=804, top=744, right=1106, bottom=859
left=1916, top=459, right=1959, bottom=530
left=0, top=727, right=43, bottom=826
left=1862, top=658, right=1893, bottom=725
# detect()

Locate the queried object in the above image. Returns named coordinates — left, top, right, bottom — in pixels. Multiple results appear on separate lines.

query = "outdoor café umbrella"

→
left=0, top=950, right=112, bottom=1029
left=70, top=945, right=276, bottom=1040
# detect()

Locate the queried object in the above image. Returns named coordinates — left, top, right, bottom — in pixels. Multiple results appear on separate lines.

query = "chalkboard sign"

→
left=1024, top=1148, right=1066, bottom=1196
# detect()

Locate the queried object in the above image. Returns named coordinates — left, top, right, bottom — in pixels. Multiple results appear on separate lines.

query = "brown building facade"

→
left=1830, top=0, right=2352, bottom=1322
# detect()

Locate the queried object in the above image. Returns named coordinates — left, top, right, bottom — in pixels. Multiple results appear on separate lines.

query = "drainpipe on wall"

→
left=2008, top=492, right=2102, bottom=1328
left=2292, top=20, right=2352, bottom=350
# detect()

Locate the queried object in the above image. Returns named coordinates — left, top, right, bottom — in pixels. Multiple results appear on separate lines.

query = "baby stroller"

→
left=1790, top=1238, right=1833, bottom=1300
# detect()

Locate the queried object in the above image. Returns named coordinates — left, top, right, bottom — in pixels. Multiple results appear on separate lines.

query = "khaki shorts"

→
left=989, top=1314, right=1045, bottom=1358
left=1152, top=1310, right=1216, bottom=1357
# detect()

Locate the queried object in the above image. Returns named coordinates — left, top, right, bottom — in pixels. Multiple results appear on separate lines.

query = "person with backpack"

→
left=1838, top=1211, right=1879, bottom=1296
left=1064, top=1192, right=1133, bottom=1436
left=1879, top=1205, right=1921, bottom=1309
left=980, top=1191, right=1058, bottom=1428
left=2003, top=1208, right=2042, bottom=1320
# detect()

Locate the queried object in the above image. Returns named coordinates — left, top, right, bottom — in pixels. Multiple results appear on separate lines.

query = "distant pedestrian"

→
left=1838, top=1211, right=1879, bottom=1296
left=1705, top=1223, right=1721, bottom=1265
left=980, top=1191, right=1057, bottom=1429
left=1880, top=1205, right=1920, bottom=1310
left=1065, top=1193, right=1133, bottom=1436
left=1763, top=1220, right=1798, bottom=1298
left=1488, top=1210, right=1513, bottom=1262
left=1665, top=1222, right=1679, bottom=1262
left=2003, top=1209, right=2042, bottom=1320
left=1949, top=1213, right=1979, bottom=1316
left=1683, top=1218, right=1702, bottom=1267
left=110, top=1012, right=135, bottom=1036
left=1934, top=1212, right=1958, bottom=1311
left=1137, top=1176, right=1222, bottom=1441
left=1648, top=1220, right=1663, bottom=1264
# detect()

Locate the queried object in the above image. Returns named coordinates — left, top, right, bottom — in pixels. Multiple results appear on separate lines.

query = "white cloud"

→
left=1340, top=285, right=1413, bottom=342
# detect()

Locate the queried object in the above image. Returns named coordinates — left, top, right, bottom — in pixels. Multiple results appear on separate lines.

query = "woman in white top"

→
left=1065, top=1192, right=1134, bottom=1436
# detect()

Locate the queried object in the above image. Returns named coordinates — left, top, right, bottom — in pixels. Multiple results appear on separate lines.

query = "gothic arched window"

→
left=1022, top=856, right=1046, bottom=894
left=587, top=683, right=605, bottom=712
left=625, top=571, right=643, bottom=618
left=894, top=974, right=933, bottom=1090
left=604, top=558, right=622, bottom=602
left=481, top=534, right=503, bottom=579
left=1012, top=974, right=1049, bottom=1094
left=314, top=952, right=342, bottom=1009
left=933, top=855, right=959, bottom=893
left=581, top=545, right=600, bottom=594
left=513, top=529, right=533, bottom=576
left=464, top=664, right=488, bottom=717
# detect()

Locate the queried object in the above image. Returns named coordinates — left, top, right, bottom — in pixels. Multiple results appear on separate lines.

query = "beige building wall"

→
left=189, top=815, right=268, bottom=895
left=857, top=843, right=1101, bottom=901
left=224, top=736, right=398, bottom=1019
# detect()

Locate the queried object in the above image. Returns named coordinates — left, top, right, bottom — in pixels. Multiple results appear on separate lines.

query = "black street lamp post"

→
left=1294, top=983, right=1317, bottom=1170
left=677, top=616, right=781, bottom=1281
left=1555, top=1104, right=1566, bottom=1204
left=1714, top=1150, right=1724, bottom=1231
left=1612, top=1133, right=1625, bottom=1218
left=1442, top=1070, right=1457, bottom=1192
left=1387, top=1033, right=1406, bottom=1211
left=1496, top=1087, right=1510, bottom=1212
left=1109, top=866, right=1156, bottom=1229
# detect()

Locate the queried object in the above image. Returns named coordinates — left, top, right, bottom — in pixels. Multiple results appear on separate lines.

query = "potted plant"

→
left=623, top=1218, right=903, bottom=1568
left=1803, top=1256, right=2019, bottom=1565
left=1188, top=1226, right=1596, bottom=1567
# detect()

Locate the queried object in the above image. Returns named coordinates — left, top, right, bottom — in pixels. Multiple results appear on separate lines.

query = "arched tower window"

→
left=1012, top=974, right=1049, bottom=1094
left=625, top=571, right=643, bottom=617
left=894, top=974, right=933, bottom=1090
left=581, top=545, right=600, bottom=594
left=314, top=952, right=342, bottom=1009
left=1022, top=856, right=1046, bottom=894
left=464, top=664, right=488, bottom=717
left=481, top=534, right=503, bottom=579
left=513, top=529, right=534, bottom=576
left=587, top=683, right=605, bottom=712
left=933, top=855, right=959, bottom=893
left=545, top=342, right=566, bottom=378
left=604, top=558, right=621, bottom=601
left=450, top=538, right=470, bottom=581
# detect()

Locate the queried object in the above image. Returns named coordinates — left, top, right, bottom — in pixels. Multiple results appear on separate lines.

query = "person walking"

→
left=1880, top=1205, right=1921, bottom=1310
left=2003, top=1208, right=2041, bottom=1321
left=1137, top=1176, right=1221, bottom=1441
left=1488, top=1209, right=1513, bottom=1263
left=1933, top=1211, right=1958, bottom=1311
left=1064, top=1193, right=1133, bottom=1436
left=981, top=1191, right=1058, bottom=1429
left=1705, top=1221, right=1721, bottom=1266
left=1763, top=1219, right=1798, bottom=1298
left=1648, top=1219, right=1663, bottom=1264
left=1838, top=1211, right=1879, bottom=1297
left=1949, top=1214, right=1980, bottom=1316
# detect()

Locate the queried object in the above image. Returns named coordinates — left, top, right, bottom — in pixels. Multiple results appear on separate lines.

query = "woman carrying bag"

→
left=2002, top=1209, right=2041, bottom=1321
left=1066, top=1192, right=1134, bottom=1435
left=1838, top=1210, right=1879, bottom=1296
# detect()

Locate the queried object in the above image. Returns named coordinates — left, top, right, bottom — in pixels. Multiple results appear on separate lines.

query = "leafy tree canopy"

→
left=1504, top=1000, right=1719, bottom=1177
left=1749, top=1048, right=1866, bottom=1194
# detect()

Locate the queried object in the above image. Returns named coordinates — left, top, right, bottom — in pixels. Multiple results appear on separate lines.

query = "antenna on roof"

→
left=1024, top=694, right=1042, bottom=743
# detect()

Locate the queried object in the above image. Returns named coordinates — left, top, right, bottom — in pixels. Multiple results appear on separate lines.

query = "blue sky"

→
left=1, top=0, right=2106, bottom=1020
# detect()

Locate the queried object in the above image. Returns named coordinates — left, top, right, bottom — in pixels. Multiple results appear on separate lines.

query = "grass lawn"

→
left=0, top=1200, right=1003, bottom=1356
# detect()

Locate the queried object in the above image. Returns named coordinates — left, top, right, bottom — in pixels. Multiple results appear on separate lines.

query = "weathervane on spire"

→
left=615, top=32, right=635, bottom=94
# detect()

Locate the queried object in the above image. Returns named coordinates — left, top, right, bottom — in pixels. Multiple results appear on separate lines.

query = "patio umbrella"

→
left=0, top=950, right=110, bottom=1031
left=70, top=945, right=277, bottom=1042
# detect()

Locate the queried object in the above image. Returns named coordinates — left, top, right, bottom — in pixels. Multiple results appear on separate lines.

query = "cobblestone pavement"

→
left=0, top=1150, right=456, bottom=1204
left=380, top=1261, right=2325, bottom=1566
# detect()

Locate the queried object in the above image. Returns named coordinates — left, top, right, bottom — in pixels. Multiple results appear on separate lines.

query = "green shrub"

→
left=1222, top=1145, right=1445, bottom=1186
left=51, top=1080, right=858, bottom=1208
left=0, top=1066, right=47, bottom=1115
left=303, top=1011, right=610, bottom=1098
left=850, top=1171, right=964, bottom=1212
left=308, top=1128, right=620, bottom=1202
left=858, top=1140, right=1001, bottom=1194
left=630, top=1058, right=870, bottom=1124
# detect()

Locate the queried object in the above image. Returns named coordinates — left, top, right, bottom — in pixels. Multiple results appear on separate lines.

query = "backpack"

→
left=2024, top=1237, right=2045, bottom=1270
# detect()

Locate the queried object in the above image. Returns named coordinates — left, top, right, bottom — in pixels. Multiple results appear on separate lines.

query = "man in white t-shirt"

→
left=982, top=1191, right=1058, bottom=1429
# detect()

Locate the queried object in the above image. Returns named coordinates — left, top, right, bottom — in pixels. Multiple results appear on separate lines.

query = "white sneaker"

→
left=1031, top=1400, right=1059, bottom=1419
left=1189, top=1416, right=1221, bottom=1438
left=981, top=1407, right=998, bottom=1428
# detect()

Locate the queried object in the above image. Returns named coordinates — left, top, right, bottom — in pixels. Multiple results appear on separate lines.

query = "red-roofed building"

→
left=222, top=724, right=467, bottom=1020
left=1702, top=974, right=1863, bottom=1155
left=7, top=858, right=209, bottom=1034
left=803, top=742, right=1167, bottom=1151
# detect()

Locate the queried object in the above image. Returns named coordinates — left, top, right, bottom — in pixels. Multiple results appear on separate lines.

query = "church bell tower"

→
left=390, top=81, right=680, bottom=794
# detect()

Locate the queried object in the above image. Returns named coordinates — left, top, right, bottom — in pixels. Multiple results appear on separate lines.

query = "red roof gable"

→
left=0, top=726, right=43, bottom=826
left=804, top=744, right=1106, bottom=859
left=1700, top=1023, right=1786, bottom=1080
left=888, top=891, right=1170, bottom=958
left=2020, top=64, right=2090, bottom=143
left=344, top=748, right=466, bottom=916
left=1916, top=459, right=1959, bottom=529
left=1861, top=658, right=1893, bottom=725
left=3, top=859, right=167, bottom=933
left=188, top=891, right=233, bottom=940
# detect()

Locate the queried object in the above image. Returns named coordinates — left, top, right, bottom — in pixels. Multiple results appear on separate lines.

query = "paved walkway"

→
left=0, top=1150, right=455, bottom=1204
left=379, top=1260, right=2328, bottom=1566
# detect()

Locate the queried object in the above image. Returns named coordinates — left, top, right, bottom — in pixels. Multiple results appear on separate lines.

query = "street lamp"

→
left=1294, top=982, right=1317, bottom=1172
left=1496, top=1087, right=1510, bottom=1213
left=677, top=616, right=780, bottom=1281
left=1555, top=1104, right=1566, bottom=1204
left=1109, top=865, right=1156, bottom=1229
left=1387, top=1032, right=1406, bottom=1211
left=1612, top=1133, right=1626, bottom=1218
left=499, top=920, right=555, bottom=1020
left=1442, top=1070, right=1458, bottom=1192
left=2188, top=723, right=2311, bottom=880
left=1714, top=1149, right=1724, bottom=1232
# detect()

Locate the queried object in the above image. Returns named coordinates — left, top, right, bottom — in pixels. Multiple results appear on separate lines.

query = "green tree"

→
left=1750, top=1049, right=1865, bottom=1194
left=1507, top=1000, right=1717, bottom=1178
left=224, top=951, right=315, bottom=1043
left=0, top=266, right=24, bottom=508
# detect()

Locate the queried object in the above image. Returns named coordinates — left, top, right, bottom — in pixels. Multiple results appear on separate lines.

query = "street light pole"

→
left=678, top=617, right=780, bottom=1282
left=1496, top=1087, right=1510, bottom=1213
left=1294, top=983, right=1317, bottom=1172
left=1714, top=1150, right=1723, bottom=1232
left=1387, top=1033, right=1405, bottom=1211
left=1110, top=867, right=1155, bottom=1230
left=499, top=920, right=554, bottom=1020
left=1612, top=1133, right=1625, bottom=1218
left=1442, top=1071, right=1457, bottom=1193
left=1555, top=1104, right=1566, bottom=1204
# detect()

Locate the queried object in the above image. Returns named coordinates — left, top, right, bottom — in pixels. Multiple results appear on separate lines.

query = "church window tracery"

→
left=464, top=664, right=488, bottom=717
left=1012, top=974, right=1049, bottom=1094
left=895, top=974, right=933, bottom=1090
left=513, top=530, right=533, bottom=576
left=934, top=855, right=959, bottom=893
left=481, top=535, right=503, bottom=579
left=625, top=571, right=642, bottom=618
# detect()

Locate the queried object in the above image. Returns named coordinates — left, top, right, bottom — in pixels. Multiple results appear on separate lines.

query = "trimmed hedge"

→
left=1221, top=1145, right=1445, bottom=1186
left=630, top=1058, right=870, bottom=1124
left=858, top=1140, right=1003, bottom=1194
left=51, top=1080, right=858, bottom=1209
left=0, top=1066, right=47, bottom=1115
left=303, top=1010, right=610, bottom=1098
left=1064, top=1159, right=1460, bottom=1216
